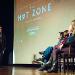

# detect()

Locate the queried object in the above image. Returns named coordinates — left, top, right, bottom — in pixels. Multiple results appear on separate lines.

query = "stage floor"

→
left=0, top=66, right=75, bottom=75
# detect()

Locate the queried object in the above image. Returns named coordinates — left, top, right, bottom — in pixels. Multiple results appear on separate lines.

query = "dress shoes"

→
left=38, top=62, right=52, bottom=71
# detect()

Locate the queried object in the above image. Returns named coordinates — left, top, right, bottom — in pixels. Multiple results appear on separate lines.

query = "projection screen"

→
left=14, top=0, right=75, bottom=64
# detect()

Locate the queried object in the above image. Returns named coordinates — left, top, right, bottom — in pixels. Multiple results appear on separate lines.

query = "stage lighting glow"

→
left=26, top=26, right=40, bottom=36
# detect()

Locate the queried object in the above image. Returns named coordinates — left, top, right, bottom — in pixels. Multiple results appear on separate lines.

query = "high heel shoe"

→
left=47, top=61, right=58, bottom=73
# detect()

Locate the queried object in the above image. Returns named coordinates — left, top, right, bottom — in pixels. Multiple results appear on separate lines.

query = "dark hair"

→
left=64, top=30, right=69, bottom=37
left=64, top=30, right=68, bottom=33
left=72, top=20, right=75, bottom=22
left=59, top=32, right=63, bottom=35
left=59, top=32, right=64, bottom=38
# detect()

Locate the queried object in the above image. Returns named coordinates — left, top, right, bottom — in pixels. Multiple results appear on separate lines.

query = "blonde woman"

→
left=69, top=20, right=75, bottom=35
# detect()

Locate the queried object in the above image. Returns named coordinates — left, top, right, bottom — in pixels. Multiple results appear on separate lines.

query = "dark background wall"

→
left=0, top=0, right=13, bottom=65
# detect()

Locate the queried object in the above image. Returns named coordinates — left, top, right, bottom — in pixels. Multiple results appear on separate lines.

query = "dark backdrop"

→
left=0, top=0, right=13, bottom=65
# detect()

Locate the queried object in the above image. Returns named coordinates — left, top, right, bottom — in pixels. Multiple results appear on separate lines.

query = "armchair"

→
left=57, top=40, right=75, bottom=72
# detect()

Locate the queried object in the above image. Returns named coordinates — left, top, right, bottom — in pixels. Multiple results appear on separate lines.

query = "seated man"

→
left=38, top=31, right=64, bottom=71
left=38, top=31, right=64, bottom=63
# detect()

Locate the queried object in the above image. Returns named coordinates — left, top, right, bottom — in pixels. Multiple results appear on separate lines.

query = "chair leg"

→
left=63, top=55, right=65, bottom=73
left=72, top=57, right=74, bottom=72
left=67, top=57, right=69, bottom=71
left=59, top=54, right=61, bottom=72
left=57, top=51, right=61, bottom=72
left=57, top=54, right=59, bottom=72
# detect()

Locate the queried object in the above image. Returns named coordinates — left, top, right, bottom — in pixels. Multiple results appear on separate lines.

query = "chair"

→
left=57, top=41, right=75, bottom=72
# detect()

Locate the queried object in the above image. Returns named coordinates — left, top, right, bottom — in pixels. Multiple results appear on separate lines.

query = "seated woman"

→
left=47, top=20, right=75, bottom=72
